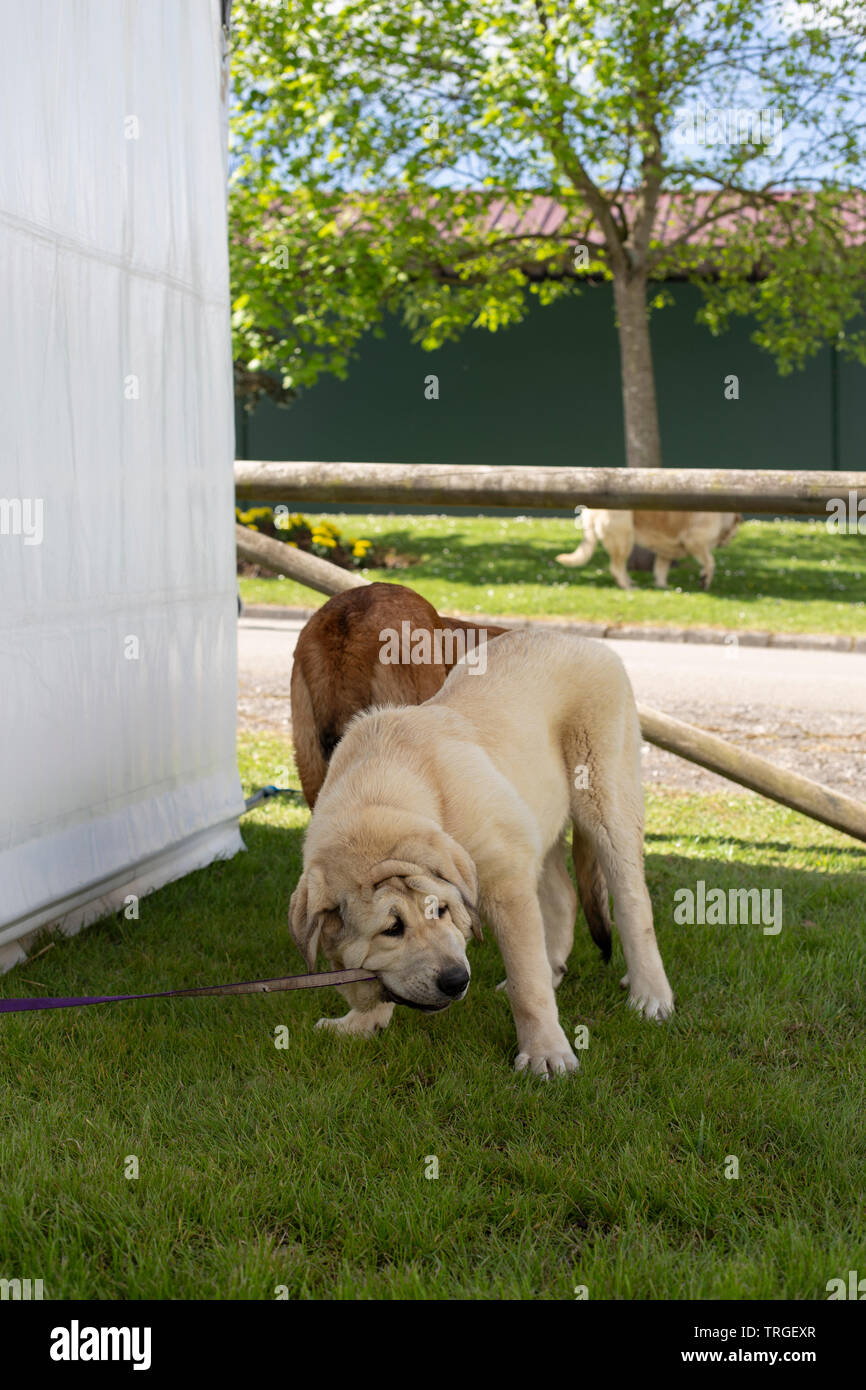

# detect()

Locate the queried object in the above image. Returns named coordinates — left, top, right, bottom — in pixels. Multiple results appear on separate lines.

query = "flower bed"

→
left=236, top=506, right=383, bottom=571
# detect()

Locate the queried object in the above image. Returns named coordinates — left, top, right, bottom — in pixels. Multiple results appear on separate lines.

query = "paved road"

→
left=238, top=616, right=866, bottom=799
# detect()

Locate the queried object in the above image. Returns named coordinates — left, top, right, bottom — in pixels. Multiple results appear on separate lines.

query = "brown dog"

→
left=290, top=582, right=507, bottom=807
left=289, top=581, right=613, bottom=962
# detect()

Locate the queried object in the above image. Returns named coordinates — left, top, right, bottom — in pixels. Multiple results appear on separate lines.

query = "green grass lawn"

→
left=239, top=514, right=865, bottom=637
left=1, top=732, right=864, bottom=1300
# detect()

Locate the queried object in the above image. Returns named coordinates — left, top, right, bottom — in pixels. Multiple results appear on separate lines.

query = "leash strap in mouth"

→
left=0, top=968, right=377, bottom=1016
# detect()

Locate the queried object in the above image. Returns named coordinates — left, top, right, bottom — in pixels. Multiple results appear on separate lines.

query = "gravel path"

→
left=238, top=617, right=866, bottom=801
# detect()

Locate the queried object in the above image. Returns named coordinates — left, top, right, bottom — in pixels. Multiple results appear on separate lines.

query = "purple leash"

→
left=0, top=968, right=377, bottom=1016
left=0, top=785, right=376, bottom=1016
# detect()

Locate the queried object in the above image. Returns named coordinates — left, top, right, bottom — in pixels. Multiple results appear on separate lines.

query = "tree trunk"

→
left=612, top=269, right=663, bottom=471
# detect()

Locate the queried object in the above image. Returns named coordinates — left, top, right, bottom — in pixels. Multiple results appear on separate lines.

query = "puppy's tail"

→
left=571, top=828, right=612, bottom=961
left=290, top=658, right=329, bottom=810
left=555, top=510, right=596, bottom=567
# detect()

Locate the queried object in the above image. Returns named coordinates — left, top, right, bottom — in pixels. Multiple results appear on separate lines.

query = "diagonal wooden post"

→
left=637, top=705, right=866, bottom=845
left=235, top=522, right=370, bottom=597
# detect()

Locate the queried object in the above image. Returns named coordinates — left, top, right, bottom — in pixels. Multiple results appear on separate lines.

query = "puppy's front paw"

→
left=514, top=1025, right=579, bottom=1078
left=627, top=978, right=674, bottom=1021
left=515, top=1046, right=579, bottom=1078
left=315, top=1003, right=394, bottom=1037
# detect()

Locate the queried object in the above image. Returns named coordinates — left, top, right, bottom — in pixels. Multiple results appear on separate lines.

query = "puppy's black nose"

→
left=436, top=966, right=470, bottom=998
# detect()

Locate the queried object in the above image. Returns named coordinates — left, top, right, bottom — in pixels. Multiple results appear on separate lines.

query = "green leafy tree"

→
left=230, top=0, right=866, bottom=468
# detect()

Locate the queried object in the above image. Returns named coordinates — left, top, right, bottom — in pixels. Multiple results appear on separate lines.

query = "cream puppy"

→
left=290, top=629, right=673, bottom=1076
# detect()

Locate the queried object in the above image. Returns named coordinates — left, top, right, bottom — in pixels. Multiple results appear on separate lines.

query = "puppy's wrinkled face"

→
left=341, top=874, right=472, bottom=1011
left=290, top=855, right=478, bottom=1012
left=290, top=826, right=482, bottom=1011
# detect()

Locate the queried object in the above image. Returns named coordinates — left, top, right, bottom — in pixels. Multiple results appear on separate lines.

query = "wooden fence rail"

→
left=235, top=461, right=866, bottom=515
left=638, top=705, right=866, bottom=844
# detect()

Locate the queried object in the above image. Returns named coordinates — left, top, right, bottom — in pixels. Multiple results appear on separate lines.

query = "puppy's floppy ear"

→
left=400, top=829, right=482, bottom=942
left=454, top=888, right=484, bottom=944
left=289, top=865, right=338, bottom=970
left=439, top=832, right=479, bottom=914
left=408, top=873, right=483, bottom=943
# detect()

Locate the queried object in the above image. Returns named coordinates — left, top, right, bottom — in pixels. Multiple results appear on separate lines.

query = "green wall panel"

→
left=237, top=284, right=861, bottom=476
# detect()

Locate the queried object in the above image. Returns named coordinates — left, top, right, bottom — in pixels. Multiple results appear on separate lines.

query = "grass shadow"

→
left=364, top=521, right=864, bottom=604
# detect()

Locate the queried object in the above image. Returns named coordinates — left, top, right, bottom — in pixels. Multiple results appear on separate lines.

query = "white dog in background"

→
left=556, top=508, right=741, bottom=590
left=289, top=629, right=674, bottom=1077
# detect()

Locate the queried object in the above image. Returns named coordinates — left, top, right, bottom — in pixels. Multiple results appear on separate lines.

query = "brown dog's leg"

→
left=290, top=660, right=330, bottom=808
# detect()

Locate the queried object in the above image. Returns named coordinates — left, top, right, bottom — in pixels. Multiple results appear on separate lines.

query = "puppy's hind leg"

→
left=538, top=841, right=577, bottom=988
left=571, top=825, right=612, bottom=962
left=592, top=789, right=673, bottom=1021
left=567, top=710, right=673, bottom=1019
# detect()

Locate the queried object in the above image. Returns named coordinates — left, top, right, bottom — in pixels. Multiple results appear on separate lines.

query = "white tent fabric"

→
left=0, top=1, right=245, bottom=971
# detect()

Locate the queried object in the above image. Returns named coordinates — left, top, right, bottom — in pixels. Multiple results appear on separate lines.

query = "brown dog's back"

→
left=290, top=582, right=506, bottom=807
